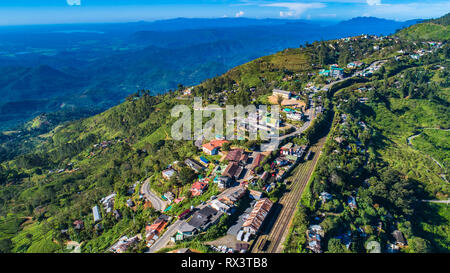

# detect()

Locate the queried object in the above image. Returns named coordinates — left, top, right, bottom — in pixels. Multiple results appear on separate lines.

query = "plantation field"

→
left=411, top=129, right=450, bottom=171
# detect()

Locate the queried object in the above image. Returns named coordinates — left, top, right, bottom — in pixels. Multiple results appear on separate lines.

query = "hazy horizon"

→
left=0, top=0, right=448, bottom=26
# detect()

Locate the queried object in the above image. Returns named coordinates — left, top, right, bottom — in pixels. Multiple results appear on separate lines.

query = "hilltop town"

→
left=0, top=14, right=448, bottom=254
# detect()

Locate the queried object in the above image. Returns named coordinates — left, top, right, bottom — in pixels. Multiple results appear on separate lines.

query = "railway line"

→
left=251, top=135, right=327, bottom=253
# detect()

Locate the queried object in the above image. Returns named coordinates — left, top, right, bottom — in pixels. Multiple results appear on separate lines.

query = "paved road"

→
left=141, top=178, right=168, bottom=212
left=147, top=219, right=184, bottom=253
left=262, top=109, right=315, bottom=152
left=321, top=59, right=387, bottom=91
left=147, top=185, right=245, bottom=253
left=279, top=118, right=311, bottom=141
left=251, top=135, right=328, bottom=253
left=422, top=199, right=450, bottom=204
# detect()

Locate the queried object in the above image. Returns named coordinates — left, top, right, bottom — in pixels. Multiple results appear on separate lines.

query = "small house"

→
left=162, top=168, right=177, bottom=180
left=272, top=89, right=292, bottom=99
left=190, top=181, right=208, bottom=196
left=92, top=205, right=102, bottom=222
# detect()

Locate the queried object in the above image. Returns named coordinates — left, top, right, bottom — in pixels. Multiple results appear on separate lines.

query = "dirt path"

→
left=407, top=128, right=449, bottom=180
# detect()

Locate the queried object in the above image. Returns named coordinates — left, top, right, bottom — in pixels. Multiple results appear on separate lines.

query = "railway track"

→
left=252, top=136, right=327, bottom=253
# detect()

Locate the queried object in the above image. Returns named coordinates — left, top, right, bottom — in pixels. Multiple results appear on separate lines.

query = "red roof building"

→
left=223, top=162, right=243, bottom=179
left=226, top=149, right=244, bottom=162
left=251, top=153, right=265, bottom=170
left=146, top=218, right=168, bottom=235
left=202, top=140, right=229, bottom=155
left=190, top=181, right=208, bottom=196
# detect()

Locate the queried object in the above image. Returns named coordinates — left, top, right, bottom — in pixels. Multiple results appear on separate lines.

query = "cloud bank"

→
left=262, top=2, right=326, bottom=17
left=235, top=10, right=245, bottom=17
left=67, top=0, right=81, bottom=6
left=366, top=0, right=381, bottom=6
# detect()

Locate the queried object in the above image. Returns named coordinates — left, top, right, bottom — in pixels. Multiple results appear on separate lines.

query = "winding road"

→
left=147, top=186, right=245, bottom=253
left=140, top=178, right=168, bottom=212
left=422, top=199, right=450, bottom=204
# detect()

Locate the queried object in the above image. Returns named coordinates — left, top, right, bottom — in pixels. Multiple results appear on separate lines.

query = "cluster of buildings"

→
left=146, top=214, right=171, bottom=247
left=307, top=224, right=324, bottom=253
left=347, top=61, right=364, bottom=69
left=109, top=235, right=141, bottom=253
left=100, top=193, right=116, bottom=214
left=89, top=139, right=129, bottom=158
left=319, top=64, right=344, bottom=78
left=283, top=108, right=304, bottom=121
left=173, top=187, right=247, bottom=242
left=209, top=243, right=249, bottom=253
left=48, top=163, right=80, bottom=175
left=222, top=148, right=247, bottom=180
left=273, top=143, right=307, bottom=182
left=396, top=41, right=443, bottom=61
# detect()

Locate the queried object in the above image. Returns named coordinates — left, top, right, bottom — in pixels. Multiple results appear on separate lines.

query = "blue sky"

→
left=0, top=0, right=448, bottom=25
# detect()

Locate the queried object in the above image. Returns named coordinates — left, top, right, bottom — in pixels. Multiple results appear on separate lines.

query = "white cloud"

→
left=67, top=0, right=81, bottom=6
left=366, top=0, right=381, bottom=6
left=235, top=10, right=245, bottom=17
left=361, top=2, right=450, bottom=20
left=262, top=2, right=326, bottom=17
left=280, top=11, right=295, bottom=17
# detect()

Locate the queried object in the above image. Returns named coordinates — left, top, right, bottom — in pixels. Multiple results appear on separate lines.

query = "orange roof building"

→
left=146, top=218, right=168, bottom=235
left=202, top=139, right=229, bottom=155
left=190, top=181, right=208, bottom=196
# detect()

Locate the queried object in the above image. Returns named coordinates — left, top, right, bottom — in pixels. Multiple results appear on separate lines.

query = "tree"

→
left=0, top=239, right=12, bottom=253
left=179, top=167, right=196, bottom=186
left=326, top=238, right=348, bottom=253
left=276, top=95, right=284, bottom=106
left=222, top=142, right=231, bottom=151
left=408, top=237, right=431, bottom=253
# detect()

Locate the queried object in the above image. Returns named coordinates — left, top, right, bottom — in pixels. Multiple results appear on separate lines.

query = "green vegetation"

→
left=397, top=13, right=450, bottom=41
left=285, top=22, right=449, bottom=252
left=0, top=15, right=449, bottom=253
left=397, top=23, right=450, bottom=41
left=411, top=129, right=450, bottom=170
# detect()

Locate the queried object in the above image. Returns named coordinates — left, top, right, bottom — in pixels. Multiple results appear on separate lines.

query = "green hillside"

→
left=396, top=13, right=450, bottom=41
left=0, top=16, right=449, bottom=253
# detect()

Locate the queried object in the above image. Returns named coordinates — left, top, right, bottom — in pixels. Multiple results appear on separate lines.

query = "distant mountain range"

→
left=0, top=16, right=421, bottom=130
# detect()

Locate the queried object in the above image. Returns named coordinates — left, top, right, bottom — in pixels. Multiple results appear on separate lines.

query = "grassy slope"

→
left=368, top=95, right=449, bottom=198
left=397, top=23, right=450, bottom=41
left=411, top=129, right=450, bottom=170
left=221, top=48, right=313, bottom=86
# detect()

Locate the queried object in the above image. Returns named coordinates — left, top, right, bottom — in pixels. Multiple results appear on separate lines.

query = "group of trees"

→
left=301, top=89, right=434, bottom=252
